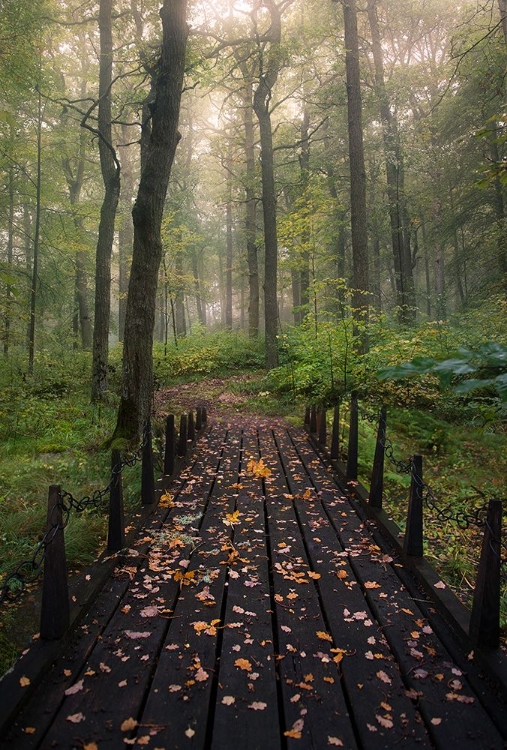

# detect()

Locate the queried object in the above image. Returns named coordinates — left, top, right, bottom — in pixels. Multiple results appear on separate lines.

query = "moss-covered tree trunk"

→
left=113, top=0, right=188, bottom=442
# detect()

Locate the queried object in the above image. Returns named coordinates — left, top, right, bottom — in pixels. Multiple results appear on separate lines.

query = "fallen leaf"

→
left=19, top=676, right=30, bottom=688
left=376, top=715, right=393, bottom=728
left=66, top=713, right=85, bottom=723
left=328, top=738, right=344, bottom=746
left=120, top=717, right=138, bottom=732
left=364, top=581, right=381, bottom=589
left=84, top=744, right=98, bottom=750
left=249, top=702, right=267, bottom=710
left=316, top=631, right=333, bottom=642
left=23, top=728, right=36, bottom=735
left=376, top=670, right=392, bottom=685
left=284, top=730, right=302, bottom=739
left=434, top=581, right=446, bottom=590
left=185, top=728, right=195, bottom=738
left=64, top=679, right=84, bottom=696
left=124, top=631, right=151, bottom=640
left=222, top=696, right=235, bottom=705
left=336, top=570, right=348, bottom=580
left=431, top=718, right=442, bottom=726
left=234, top=658, right=252, bottom=672
left=140, top=605, right=159, bottom=618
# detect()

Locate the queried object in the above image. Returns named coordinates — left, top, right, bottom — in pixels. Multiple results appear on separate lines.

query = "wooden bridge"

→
left=0, top=417, right=506, bottom=749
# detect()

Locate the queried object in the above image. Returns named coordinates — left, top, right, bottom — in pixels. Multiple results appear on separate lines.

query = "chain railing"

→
left=0, top=408, right=207, bottom=635
left=305, top=395, right=506, bottom=649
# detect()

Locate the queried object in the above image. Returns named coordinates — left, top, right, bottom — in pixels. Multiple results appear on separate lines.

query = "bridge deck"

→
left=1, top=419, right=506, bottom=749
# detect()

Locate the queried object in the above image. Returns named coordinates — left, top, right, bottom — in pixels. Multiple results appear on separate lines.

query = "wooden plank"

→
left=210, top=426, right=281, bottom=750
left=135, top=428, right=244, bottom=749
left=289, top=428, right=505, bottom=749
left=273, top=426, right=431, bottom=749
left=257, top=426, right=359, bottom=750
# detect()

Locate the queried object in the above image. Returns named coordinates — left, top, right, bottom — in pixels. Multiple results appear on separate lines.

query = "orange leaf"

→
left=234, top=658, right=252, bottom=672
left=316, top=631, right=333, bottom=642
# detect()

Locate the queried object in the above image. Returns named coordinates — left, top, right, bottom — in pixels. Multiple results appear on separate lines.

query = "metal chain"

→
left=0, top=431, right=148, bottom=606
left=0, top=500, right=63, bottom=604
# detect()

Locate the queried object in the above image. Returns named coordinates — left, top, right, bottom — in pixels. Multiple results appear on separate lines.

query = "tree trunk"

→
left=91, top=0, right=121, bottom=401
left=174, top=248, right=186, bottom=337
left=342, top=0, right=369, bottom=347
left=4, top=159, right=14, bottom=357
left=253, top=0, right=283, bottom=370
left=242, top=81, right=260, bottom=338
left=366, top=0, right=415, bottom=324
left=299, top=107, right=311, bottom=321
left=113, top=0, right=188, bottom=441
left=498, top=0, right=507, bottom=51
left=28, top=90, right=43, bottom=375
left=225, top=146, right=234, bottom=328
left=118, top=123, right=136, bottom=342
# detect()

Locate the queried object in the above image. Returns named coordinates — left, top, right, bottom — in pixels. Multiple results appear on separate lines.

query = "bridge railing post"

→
left=141, top=421, right=155, bottom=505
left=164, top=415, right=175, bottom=476
left=369, top=407, right=386, bottom=510
left=403, top=454, right=424, bottom=557
left=309, top=405, right=317, bottom=434
left=188, top=410, right=195, bottom=442
left=346, top=392, right=358, bottom=482
left=330, top=403, right=340, bottom=460
left=107, top=449, right=125, bottom=551
left=304, top=406, right=311, bottom=430
left=178, top=413, right=188, bottom=457
left=40, top=485, right=69, bottom=640
left=469, top=498, right=502, bottom=648
left=318, top=408, right=327, bottom=446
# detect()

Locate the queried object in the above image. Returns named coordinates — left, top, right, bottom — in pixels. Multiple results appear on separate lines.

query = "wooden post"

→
left=188, top=410, right=195, bottom=442
left=107, top=449, right=125, bottom=551
left=318, top=408, right=327, bottom=446
left=331, top=403, right=340, bottom=460
left=304, top=406, right=311, bottom=428
left=178, top=413, right=188, bottom=457
left=346, top=392, right=358, bottom=481
left=470, top=498, right=502, bottom=648
left=369, top=407, right=387, bottom=510
left=202, top=406, right=207, bottom=425
left=141, top=421, right=155, bottom=505
left=40, top=485, right=69, bottom=640
left=403, top=454, right=424, bottom=557
left=309, top=405, right=317, bottom=434
left=164, top=415, right=175, bottom=476
left=196, top=406, right=202, bottom=431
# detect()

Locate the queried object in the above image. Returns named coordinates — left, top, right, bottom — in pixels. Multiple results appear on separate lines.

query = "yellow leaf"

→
left=336, top=570, right=348, bottom=580
left=246, top=458, right=272, bottom=478
left=120, top=717, right=138, bottom=732
left=23, top=728, right=36, bottom=735
left=159, top=492, right=174, bottom=508
left=19, top=676, right=30, bottom=688
left=308, top=571, right=321, bottom=580
left=224, top=510, right=240, bottom=525
left=284, top=730, right=302, bottom=739
left=316, top=631, right=333, bottom=642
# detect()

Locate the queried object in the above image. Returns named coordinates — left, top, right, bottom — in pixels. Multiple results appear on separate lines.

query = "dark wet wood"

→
left=1, top=420, right=505, bottom=750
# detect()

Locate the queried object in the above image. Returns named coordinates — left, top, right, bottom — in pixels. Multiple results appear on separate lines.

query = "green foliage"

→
left=378, top=342, right=507, bottom=405
left=154, top=331, right=264, bottom=383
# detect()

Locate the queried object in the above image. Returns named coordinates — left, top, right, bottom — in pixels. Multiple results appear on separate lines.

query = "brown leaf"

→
left=64, top=679, right=84, bottom=696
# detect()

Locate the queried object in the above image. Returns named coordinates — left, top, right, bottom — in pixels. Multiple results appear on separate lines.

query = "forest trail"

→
left=1, top=418, right=506, bottom=749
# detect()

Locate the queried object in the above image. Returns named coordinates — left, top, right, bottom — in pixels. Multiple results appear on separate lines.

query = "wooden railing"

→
left=305, top=396, right=504, bottom=651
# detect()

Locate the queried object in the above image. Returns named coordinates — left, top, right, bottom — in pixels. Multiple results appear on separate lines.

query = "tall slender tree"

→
left=90, top=0, right=121, bottom=401
left=113, top=0, right=188, bottom=441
